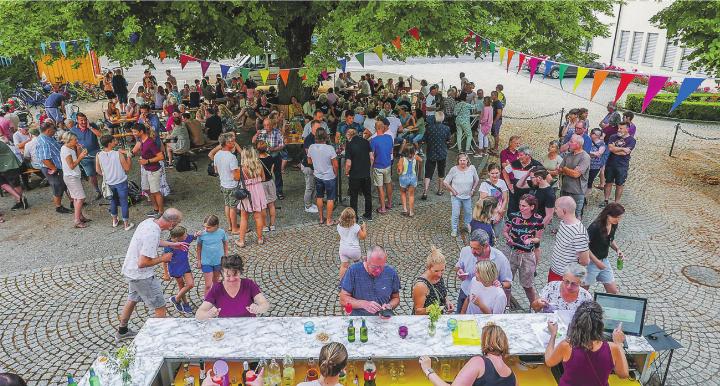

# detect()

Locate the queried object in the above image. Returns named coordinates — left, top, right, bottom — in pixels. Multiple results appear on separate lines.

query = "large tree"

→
left=650, top=1, right=720, bottom=77
left=0, top=0, right=615, bottom=102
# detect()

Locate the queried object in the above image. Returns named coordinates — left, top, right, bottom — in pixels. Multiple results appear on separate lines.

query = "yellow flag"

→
left=572, top=67, right=590, bottom=92
left=259, top=69, right=270, bottom=85
left=373, top=45, right=383, bottom=61
left=499, top=47, right=506, bottom=65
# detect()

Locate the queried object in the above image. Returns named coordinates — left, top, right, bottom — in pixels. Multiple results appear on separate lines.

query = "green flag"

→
left=355, top=52, right=365, bottom=67
left=240, top=68, right=250, bottom=80
left=489, top=42, right=496, bottom=61
left=558, top=64, right=569, bottom=89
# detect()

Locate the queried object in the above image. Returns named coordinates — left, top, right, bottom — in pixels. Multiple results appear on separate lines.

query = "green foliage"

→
left=624, top=92, right=720, bottom=121
left=426, top=302, right=442, bottom=324
left=650, top=1, right=720, bottom=77
left=0, top=58, right=38, bottom=100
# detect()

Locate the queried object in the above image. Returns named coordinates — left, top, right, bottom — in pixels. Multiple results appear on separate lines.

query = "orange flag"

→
left=590, top=70, right=609, bottom=101
left=159, top=50, right=167, bottom=62
left=506, top=50, right=515, bottom=72
left=279, top=69, right=290, bottom=86
left=392, top=36, right=402, bottom=50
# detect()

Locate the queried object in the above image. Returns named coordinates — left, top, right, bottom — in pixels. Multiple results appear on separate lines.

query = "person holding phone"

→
left=544, top=301, right=630, bottom=385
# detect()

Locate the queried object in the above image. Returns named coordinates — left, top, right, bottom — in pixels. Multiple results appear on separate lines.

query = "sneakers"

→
left=115, top=328, right=138, bottom=344
left=451, top=230, right=457, bottom=237
left=305, top=204, right=319, bottom=213
left=182, top=303, right=193, bottom=314
left=262, top=226, right=270, bottom=232
left=124, top=222, right=135, bottom=231
left=361, top=215, right=373, bottom=222
left=269, top=225, right=276, bottom=231
left=146, top=210, right=159, bottom=217
left=10, top=201, right=23, bottom=210
left=170, top=296, right=183, bottom=312
left=56, top=206, right=72, bottom=214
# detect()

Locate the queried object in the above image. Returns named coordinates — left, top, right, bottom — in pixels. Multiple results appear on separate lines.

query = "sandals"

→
left=436, top=190, right=444, bottom=196
left=257, top=237, right=265, bottom=245
left=376, top=207, right=388, bottom=215
left=421, top=193, right=428, bottom=201
left=401, top=211, right=410, bottom=217
left=235, top=240, right=246, bottom=248
left=73, top=222, right=88, bottom=229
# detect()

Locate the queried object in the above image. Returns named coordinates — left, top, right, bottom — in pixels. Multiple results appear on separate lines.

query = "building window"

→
left=616, top=31, right=630, bottom=60
left=629, top=32, right=644, bottom=63
left=642, top=33, right=658, bottom=66
left=678, top=47, right=694, bottom=72
left=661, top=40, right=678, bottom=69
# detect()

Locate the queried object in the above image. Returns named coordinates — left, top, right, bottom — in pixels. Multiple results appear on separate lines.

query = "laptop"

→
left=594, top=293, right=648, bottom=337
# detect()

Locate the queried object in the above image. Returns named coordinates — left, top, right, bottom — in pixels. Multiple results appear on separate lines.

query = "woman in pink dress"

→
left=236, top=147, right=267, bottom=248
left=478, top=96, right=493, bottom=157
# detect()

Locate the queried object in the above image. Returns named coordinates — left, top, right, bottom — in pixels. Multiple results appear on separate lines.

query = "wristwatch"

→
left=425, top=368, right=435, bottom=378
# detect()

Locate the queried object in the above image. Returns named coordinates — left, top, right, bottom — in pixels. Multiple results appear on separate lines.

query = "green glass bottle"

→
left=359, top=319, right=368, bottom=343
left=348, top=320, right=356, bottom=343
left=88, top=369, right=101, bottom=386
left=617, top=255, right=624, bottom=270
left=66, top=374, right=78, bottom=386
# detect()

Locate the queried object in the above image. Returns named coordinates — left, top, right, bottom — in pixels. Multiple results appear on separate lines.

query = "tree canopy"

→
left=650, top=0, right=720, bottom=77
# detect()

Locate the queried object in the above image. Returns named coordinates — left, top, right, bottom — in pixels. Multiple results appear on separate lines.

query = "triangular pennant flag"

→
left=482, top=39, right=489, bottom=55
left=220, top=64, right=231, bottom=79
left=572, top=67, right=590, bottom=92
left=528, top=57, right=541, bottom=82
left=392, top=36, right=401, bottom=51
left=614, top=73, right=637, bottom=103
left=301, top=73, right=307, bottom=81
left=408, top=27, right=420, bottom=41
left=516, top=53, right=526, bottom=73
left=278, top=69, right=290, bottom=86
left=373, top=45, right=383, bottom=61
left=321, top=70, right=328, bottom=81
left=70, top=40, right=79, bottom=51
left=50, top=42, right=58, bottom=55
left=59, top=41, right=67, bottom=56
left=259, top=69, right=270, bottom=84
left=338, top=58, right=347, bottom=73
left=179, top=54, right=194, bottom=69
left=558, top=64, right=569, bottom=88
left=670, top=77, right=705, bottom=112
left=355, top=52, right=365, bottom=67
left=543, top=60, right=555, bottom=78
left=641, top=75, right=670, bottom=113
left=129, top=32, right=140, bottom=45
left=40, top=42, right=46, bottom=55
left=463, top=31, right=473, bottom=44
left=240, top=67, right=250, bottom=80
left=590, top=70, right=609, bottom=100
left=159, top=50, right=167, bottom=62
left=475, top=36, right=481, bottom=50
left=499, top=47, right=506, bottom=64
left=84, top=39, right=91, bottom=54
left=489, top=42, right=496, bottom=61
left=199, top=60, right=211, bottom=77
left=506, top=50, right=514, bottom=72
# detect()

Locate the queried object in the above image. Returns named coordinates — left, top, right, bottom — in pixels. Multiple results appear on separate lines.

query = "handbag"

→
left=233, top=170, right=251, bottom=201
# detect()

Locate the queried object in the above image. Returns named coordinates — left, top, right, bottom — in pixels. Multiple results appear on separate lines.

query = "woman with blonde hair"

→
left=420, top=323, right=517, bottom=385
left=60, top=132, right=90, bottom=228
left=470, top=196, right=498, bottom=246
left=462, top=260, right=507, bottom=314
left=235, top=147, right=267, bottom=248
left=336, top=207, right=367, bottom=280
left=412, top=246, right=455, bottom=315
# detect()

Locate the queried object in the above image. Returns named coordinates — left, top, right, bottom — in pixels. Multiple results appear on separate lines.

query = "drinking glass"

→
left=304, top=321, right=315, bottom=334
left=398, top=325, right=408, bottom=339
left=447, top=318, right=458, bottom=332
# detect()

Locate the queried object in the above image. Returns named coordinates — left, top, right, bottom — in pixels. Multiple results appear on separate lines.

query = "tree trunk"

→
left=277, top=13, right=315, bottom=105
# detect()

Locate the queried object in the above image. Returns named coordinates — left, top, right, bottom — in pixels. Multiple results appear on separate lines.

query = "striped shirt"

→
left=35, top=133, right=62, bottom=169
left=550, top=220, right=589, bottom=276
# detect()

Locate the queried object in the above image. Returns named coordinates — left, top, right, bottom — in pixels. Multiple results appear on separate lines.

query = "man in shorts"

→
left=213, top=133, right=240, bottom=233
left=369, top=119, right=394, bottom=214
left=117, top=208, right=188, bottom=342
left=602, top=122, right=636, bottom=207
left=490, top=91, right=504, bottom=154
left=35, top=121, right=71, bottom=213
left=70, top=112, right=103, bottom=200
left=131, top=123, right=164, bottom=217
left=307, top=128, right=338, bottom=225
left=421, top=111, right=450, bottom=200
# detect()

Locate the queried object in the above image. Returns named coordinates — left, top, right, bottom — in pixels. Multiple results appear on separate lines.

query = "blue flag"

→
left=220, top=64, right=231, bottom=79
left=543, top=60, right=555, bottom=78
left=338, top=58, right=347, bottom=73
left=669, top=77, right=705, bottom=113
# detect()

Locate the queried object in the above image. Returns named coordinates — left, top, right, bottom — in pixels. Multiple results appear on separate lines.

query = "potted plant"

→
left=427, top=302, right=442, bottom=337
left=106, top=345, right=136, bottom=385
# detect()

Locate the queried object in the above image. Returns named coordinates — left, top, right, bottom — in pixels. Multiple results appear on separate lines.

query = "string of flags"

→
left=39, top=39, right=92, bottom=57
left=0, top=56, right=12, bottom=67
left=464, top=28, right=710, bottom=113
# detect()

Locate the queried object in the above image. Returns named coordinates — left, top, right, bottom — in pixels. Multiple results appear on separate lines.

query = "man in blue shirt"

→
left=44, top=86, right=65, bottom=123
left=35, top=121, right=71, bottom=213
left=560, top=121, right=592, bottom=154
left=340, top=246, right=401, bottom=316
left=369, top=119, right=394, bottom=215
left=70, top=112, right=103, bottom=199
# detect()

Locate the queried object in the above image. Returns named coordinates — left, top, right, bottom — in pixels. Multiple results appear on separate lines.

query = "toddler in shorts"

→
left=337, top=208, right=367, bottom=280
left=162, top=225, right=198, bottom=314
left=396, top=144, right=422, bottom=217
left=197, top=214, right=228, bottom=296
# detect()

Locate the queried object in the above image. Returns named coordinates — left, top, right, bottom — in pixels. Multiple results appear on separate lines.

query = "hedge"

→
left=624, top=93, right=720, bottom=121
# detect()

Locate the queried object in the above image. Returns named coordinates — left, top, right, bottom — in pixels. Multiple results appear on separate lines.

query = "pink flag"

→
left=528, top=57, right=541, bottom=82
left=641, top=76, right=670, bottom=113
left=321, top=70, right=328, bottom=80
left=614, top=73, right=637, bottom=104
left=200, top=60, right=211, bottom=77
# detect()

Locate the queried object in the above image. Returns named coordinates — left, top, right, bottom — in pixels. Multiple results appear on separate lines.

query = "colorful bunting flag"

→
left=572, top=67, right=590, bottom=92
left=84, top=39, right=91, bottom=54
left=482, top=39, right=489, bottom=55
left=499, top=47, right=506, bottom=65
left=528, top=57, right=541, bottom=82
left=463, top=31, right=473, bottom=44
left=489, top=42, right=496, bottom=61
left=590, top=70, right=609, bottom=100
left=179, top=54, right=195, bottom=69
left=129, top=32, right=140, bottom=45
left=159, top=51, right=167, bottom=62
left=338, top=58, right=347, bottom=73
left=543, top=60, right=555, bottom=78
left=475, top=36, right=482, bottom=51
left=240, top=68, right=250, bottom=80
left=373, top=46, right=383, bottom=61
left=40, top=42, right=46, bottom=55
left=199, top=60, right=210, bottom=77
left=614, top=73, right=637, bottom=103
left=408, top=27, right=420, bottom=41
left=220, top=64, right=231, bottom=79
left=59, top=41, right=67, bottom=56
left=70, top=40, right=79, bottom=51
left=320, top=70, right=328, bottom=80
left=642, top=76, right=670, bottom=113
left=259, top=69, right=270, bottom=84
left=516, top=53, right=526, bottom=73
left=506, top=50, right=514, bottom=72
left=558, top=64, right=569, bottom=88
left=670, top=77, right=705, bottom=112
left=279, top=69, right=290, bottom=86
left=50, top=42, right=58, bottom=55
left=355, top=52, right=365, bottom=67
left=392, top=36, right=401, bottom=51
left=301, top=73, right=307, bottom=81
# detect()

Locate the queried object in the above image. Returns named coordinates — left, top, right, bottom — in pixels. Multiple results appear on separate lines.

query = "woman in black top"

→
left=583, top=202, right=625, bottom=294
left=256, top=140, right=277, bottom=232
left=412, top=246, right=454, bottom=314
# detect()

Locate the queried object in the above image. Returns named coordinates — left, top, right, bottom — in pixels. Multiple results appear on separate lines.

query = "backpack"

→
left=174, top=153, right=196, bottom=172
left=127, top=181, right=142, bottom=205
left=207, top=161, right=219, bottom=177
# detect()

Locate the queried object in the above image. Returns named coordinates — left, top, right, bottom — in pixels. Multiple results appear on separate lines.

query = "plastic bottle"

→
left=282, top=355, right=295, bottom=386
left=269, top=359, right=281, bottom=386
left=199, top=359, right=206, bottom=380
left=359, top=319, right=368, bottom=343
left=617, top=254, right=624, bottom=270
left=363, top=357, right=377, bottom=386
left=66, top=373, right=78, bottom=386
left=88, top=369, right=101, bottom=386
left=348, top=320, right=356, bottom=343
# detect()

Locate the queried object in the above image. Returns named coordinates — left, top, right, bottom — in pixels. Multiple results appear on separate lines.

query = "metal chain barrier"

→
left=678, top=126, right=720, bottom=141
left=503, top=109, right=564, bottom=120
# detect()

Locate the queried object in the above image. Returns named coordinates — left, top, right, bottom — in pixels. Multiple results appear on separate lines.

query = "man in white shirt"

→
left=116, top=208, right=188, bottom=342
left=214, top=133, right=241, bottom=233
left=307, top=128, right=339, bottom=225
left=386, top=115, right=402, bottom=142
left=425, top=85, right=439, bottom=113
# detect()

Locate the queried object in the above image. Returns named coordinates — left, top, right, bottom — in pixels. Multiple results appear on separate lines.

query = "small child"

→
left=462, top=260, right=507, bottom=315
left=162, top=225, right=197, bottom=314
left=337, top=208, right=367, bottom=280
left=470, top=196, right=499, bottom=246
left=396, top=144, right=422, bottom=217
left=197, top=214, right=229, bottom=296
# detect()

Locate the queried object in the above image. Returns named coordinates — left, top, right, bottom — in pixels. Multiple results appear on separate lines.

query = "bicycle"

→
left=11, top=82, right=46, bottom=108
left=67, top=81, right=99, bottom=103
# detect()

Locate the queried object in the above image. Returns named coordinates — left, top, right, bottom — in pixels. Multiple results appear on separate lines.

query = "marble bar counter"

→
left=79, top=313, right=655, bottom=385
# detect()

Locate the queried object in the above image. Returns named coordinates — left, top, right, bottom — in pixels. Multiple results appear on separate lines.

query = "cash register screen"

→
left=594, top=293, right=647, bottom=336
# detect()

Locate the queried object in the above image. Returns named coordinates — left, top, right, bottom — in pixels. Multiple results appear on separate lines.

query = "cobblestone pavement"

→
left=1, top=59, right=719, bottom=385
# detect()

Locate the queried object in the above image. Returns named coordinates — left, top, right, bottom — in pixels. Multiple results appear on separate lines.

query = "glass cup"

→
left=304, top=321, right=315, bottom=334
left=447, top=318, right=458, bottom=332
left=398, top=325, right=408, bottom=339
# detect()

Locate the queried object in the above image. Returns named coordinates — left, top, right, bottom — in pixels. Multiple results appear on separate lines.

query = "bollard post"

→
left=669, top=122, right=680, bottom=157
left=557, top=108, right=565, bottom=138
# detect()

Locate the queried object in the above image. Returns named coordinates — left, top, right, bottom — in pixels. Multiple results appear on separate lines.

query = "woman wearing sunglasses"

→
left=531, top=263, right=592, bottom=313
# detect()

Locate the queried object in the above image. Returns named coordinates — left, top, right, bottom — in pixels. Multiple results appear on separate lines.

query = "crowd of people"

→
left=0, top=68, right=640, bottom=386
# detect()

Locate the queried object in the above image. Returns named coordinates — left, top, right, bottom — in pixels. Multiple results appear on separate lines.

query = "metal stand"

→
left=557, top=107, right=565, bottom=138
left=668, top=123, right=680, bottom=157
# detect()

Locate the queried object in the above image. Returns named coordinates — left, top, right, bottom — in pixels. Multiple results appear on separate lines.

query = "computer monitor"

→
left=594, top=293, right=648, bottom=336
